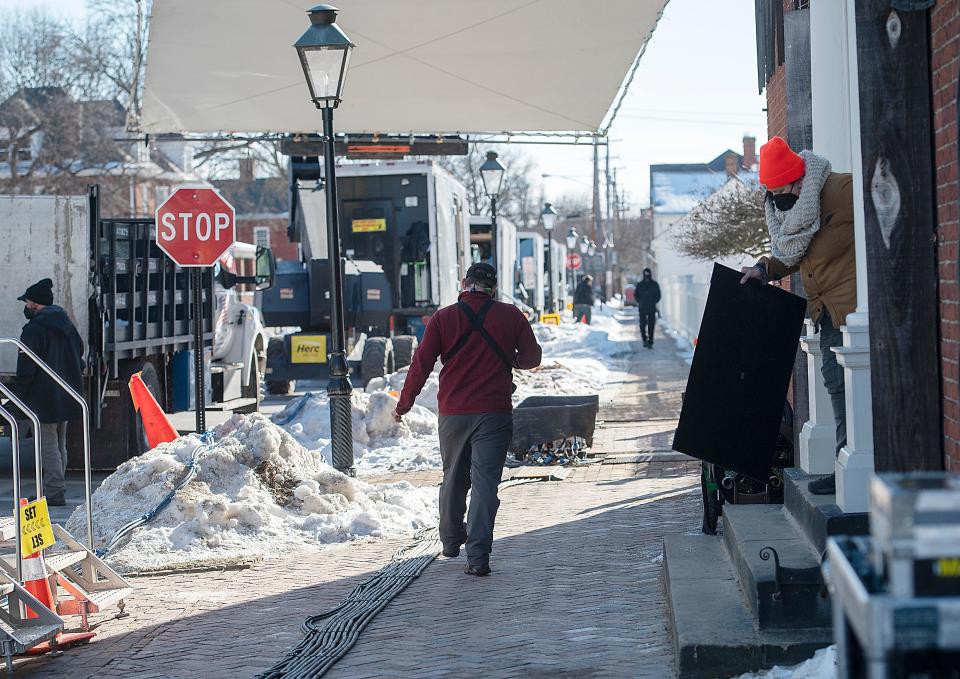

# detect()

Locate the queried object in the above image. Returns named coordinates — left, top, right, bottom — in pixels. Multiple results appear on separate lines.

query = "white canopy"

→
left=141, top=0, right=667, bottom=135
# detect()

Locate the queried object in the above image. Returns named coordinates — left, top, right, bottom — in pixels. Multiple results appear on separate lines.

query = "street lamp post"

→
left=295, top=4, right=356, bottom=475
left=479, top=151, right=506, bottom=278
left=566, top=227, right=579, bottom=295
left=541, top=203, right=558, bottom=313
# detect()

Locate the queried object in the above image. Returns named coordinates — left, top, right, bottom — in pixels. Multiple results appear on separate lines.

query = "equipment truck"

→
left=0, top=186, right=275, bottom=468
left=261, top=158, right=472, bottom=389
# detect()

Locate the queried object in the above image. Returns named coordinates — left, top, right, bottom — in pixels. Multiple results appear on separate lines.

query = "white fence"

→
left=661, top=274, right=709, bottom=348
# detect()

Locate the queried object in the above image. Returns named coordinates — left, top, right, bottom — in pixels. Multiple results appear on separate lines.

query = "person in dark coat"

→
left=635, top=268, right=661, bottom=348
left=12, top=278, right=84, bottom=506
left=573, top=275, right=595, bottom=324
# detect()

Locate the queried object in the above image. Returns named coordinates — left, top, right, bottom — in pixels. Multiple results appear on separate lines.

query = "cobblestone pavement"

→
left=17, top=313, right=699, bottom=678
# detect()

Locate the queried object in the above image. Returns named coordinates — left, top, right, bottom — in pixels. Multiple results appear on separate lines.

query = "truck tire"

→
left=267, top=380, right=292, bottom=395
left=361, top=337, right=394, bottom=386
left=121, top=359, right=164, bottom=459
left=241, top=343, right=264, bottom=411
left=392, top=335, right=418, bottom=370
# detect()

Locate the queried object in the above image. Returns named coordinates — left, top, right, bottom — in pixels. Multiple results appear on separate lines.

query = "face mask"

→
left=23, top=306, right=36, bottom=320
left=643, top=272, right=652, bottom=280
left=770, top=192, right=799, bottom=211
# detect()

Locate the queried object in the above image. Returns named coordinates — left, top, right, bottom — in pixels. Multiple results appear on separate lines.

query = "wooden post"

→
left=855, top=1, right=942, bottom=471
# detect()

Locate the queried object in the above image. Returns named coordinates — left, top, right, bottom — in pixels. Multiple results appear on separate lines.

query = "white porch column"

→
left=798, top=320, right=837, bottom=474
left=808, top=0, right=874, bottom=512
left=832, top=0, right=874, bottom=513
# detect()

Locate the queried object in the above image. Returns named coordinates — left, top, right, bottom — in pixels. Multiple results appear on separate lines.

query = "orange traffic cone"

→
left=20, top=500, right=54, bottom=621
left=129, top=372, right=178, bottom=449
left=20, top=498, right=97, bottom=652
left=580, top=314, right=587, bottom=324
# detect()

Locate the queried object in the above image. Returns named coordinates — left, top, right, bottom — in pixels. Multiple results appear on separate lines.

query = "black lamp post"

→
left=295, top=4, right=356, bottom=475
left=566, top=227, right=579, bottom=294
left=479, top=151, right=506, bottom=275
left=541, top=203, right=558, bottom=313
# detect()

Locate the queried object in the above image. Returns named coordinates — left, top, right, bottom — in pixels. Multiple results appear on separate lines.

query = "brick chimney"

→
left=724, top=152, right=739, bottom=177
left=239, top=158, right=255, bottom=182
left=742, top=135, right=756, bottom=170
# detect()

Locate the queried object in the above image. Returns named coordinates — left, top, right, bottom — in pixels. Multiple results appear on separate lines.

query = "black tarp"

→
left=672, top=263, right=807, bottom=481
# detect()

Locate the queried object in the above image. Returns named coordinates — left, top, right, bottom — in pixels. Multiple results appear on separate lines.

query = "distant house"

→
left=0, top=87, right=195, bottom=216
left=648, top=135, right=757, bottom=286
left=213, top=160, right=299, bottom=262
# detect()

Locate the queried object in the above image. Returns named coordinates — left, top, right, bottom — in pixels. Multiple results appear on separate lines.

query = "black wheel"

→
left=267, top=380, right=292, bottom=395
left=241, top=342, right=264, bottom=410
left=392, top=335, right=418, bottom=370
left=361, top=337, right=394, bottom=386
left=701, top=463, right=722, bottom=535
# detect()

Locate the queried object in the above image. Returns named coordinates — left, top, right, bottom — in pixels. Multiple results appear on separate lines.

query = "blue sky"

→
left=1, top=0, right=768, bottom=210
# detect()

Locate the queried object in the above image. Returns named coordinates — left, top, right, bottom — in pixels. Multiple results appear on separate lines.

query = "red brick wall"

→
left=766, top=67, right=788, bottom=141
left=932, top=0, right=960, bottom=470
left=236, top=216, right=300, bottom=262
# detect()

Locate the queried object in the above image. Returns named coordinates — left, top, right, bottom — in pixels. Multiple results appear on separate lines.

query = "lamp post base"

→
left=327, top=353, right=355, bottom=476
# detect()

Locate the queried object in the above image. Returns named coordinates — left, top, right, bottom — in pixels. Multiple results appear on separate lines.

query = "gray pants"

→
left=819, top=313, right=847, bottom=457
left=574, top=304, right=592, bottom=324
left=38, top=422, right=68, bottom=501
left=438, top=413, right=513, bottom=568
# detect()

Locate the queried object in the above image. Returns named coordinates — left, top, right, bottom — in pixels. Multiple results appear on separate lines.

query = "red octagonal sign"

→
left=155, top=186, right=236, bottom=267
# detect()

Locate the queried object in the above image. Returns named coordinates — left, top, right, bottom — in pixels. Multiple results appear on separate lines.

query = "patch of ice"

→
left=66, top=413, right=438, bottom=573
left=736, top=645, right=836, bottom=679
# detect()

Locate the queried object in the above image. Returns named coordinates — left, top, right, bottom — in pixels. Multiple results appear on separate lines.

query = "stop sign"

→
left=566, top=253, right=582, bottom=269
left=155, top=187, right=236, bottom=267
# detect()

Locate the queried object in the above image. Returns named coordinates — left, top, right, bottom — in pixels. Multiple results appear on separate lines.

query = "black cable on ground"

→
left=257, top=478, right=542, bottom=679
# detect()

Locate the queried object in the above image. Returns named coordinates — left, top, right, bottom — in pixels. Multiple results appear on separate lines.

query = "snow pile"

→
left=737, top=646, right=836, bottom=679
left=68, top=413, right=437, bottom=573
left=277, top=390, right=441, bottom=472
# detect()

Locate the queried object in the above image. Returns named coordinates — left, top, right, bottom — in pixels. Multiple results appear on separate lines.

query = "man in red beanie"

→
left=740, top=136, right=856, bottom=496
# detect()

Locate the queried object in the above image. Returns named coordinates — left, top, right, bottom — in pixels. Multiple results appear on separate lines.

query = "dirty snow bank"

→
left=274, top=309, right=627, bottom=474
left=736, top=645, right=836, bottom=679
left=276, top=390, right=441, bottom=473
left=68, top=413, right=437, bottom=573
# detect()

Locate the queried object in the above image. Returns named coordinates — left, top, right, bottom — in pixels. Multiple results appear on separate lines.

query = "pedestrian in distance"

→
left=10, top=278, right=85, bottom=506
left=740, top=136, right=855, bottom=496
left=635, top=268, right=661, bottom=349
left=393, top=263, right=542, bottom=576
left=573, top=275, right=595, bottom=324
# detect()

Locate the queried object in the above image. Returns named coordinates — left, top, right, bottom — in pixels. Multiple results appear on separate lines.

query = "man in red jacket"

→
left=393, top=263, right=542, bottom=576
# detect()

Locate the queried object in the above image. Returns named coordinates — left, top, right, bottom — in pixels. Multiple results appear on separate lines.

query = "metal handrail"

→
left=0, top=338, right=93, bottom=550
left=0, top=383, right=43, bottom=500
left=0, top=405, right=22, bottom=583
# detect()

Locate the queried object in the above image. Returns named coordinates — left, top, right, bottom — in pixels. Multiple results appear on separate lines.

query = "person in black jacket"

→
left=12, top=279, right=84, bottom=506
left=573, top=275, right=595, bottom=324
left=635, top=268, right=661, bottom=349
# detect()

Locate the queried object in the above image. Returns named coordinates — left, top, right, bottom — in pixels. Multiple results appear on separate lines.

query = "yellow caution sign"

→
left=20, top=498, right=55, bottom=557
left=291, top=335, right=327, bottom=363
left=540, top=313, right=562, bottom=326
left=352, top=218, right=386, bottom=233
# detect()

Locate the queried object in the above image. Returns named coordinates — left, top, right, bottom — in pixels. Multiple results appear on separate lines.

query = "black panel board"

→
left=673, top=264, right=806, bottom=481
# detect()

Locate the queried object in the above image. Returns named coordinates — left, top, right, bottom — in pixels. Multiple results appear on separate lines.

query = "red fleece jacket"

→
left=396, top=292, right=542, bottom=416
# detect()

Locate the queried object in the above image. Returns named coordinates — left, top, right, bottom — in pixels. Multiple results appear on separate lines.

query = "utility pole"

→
left=592, top=135, right=604, bottom=299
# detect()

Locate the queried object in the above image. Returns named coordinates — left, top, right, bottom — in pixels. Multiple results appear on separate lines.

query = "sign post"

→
left=155, top=186, right=235, bottom=434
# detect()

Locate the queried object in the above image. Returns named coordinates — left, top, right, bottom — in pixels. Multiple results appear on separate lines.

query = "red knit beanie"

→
left=759, top=136, right=805, bottom=189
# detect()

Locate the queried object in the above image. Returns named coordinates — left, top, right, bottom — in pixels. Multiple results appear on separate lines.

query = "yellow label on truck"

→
left=20, top=497, right=55, bottom=557
left=291, top=335, right=327, bottom=363
left=352, top=218, right=386, bottom=233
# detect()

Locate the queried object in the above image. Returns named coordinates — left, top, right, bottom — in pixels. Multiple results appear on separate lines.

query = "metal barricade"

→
left=0, top=338, right=93, bottom=549
left=0, top=405, right=23, bottom=584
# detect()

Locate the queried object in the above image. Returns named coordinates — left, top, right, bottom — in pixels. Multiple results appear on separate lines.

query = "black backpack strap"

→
left=441, top=300, right=512, bottom=371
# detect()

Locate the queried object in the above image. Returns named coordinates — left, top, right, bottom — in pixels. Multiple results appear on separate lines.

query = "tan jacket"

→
left=763, top=172, right=857, bottom=327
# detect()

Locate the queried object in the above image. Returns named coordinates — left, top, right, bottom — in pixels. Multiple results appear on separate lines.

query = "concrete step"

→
left=663, top=535, right=832, bottom=679
left=783, top=467, right=868, bottom=554
left=721, top=504, right=831, bottom=630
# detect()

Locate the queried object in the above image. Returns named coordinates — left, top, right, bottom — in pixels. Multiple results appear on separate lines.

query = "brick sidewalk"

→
left=17, top=313, right=698, bottom=678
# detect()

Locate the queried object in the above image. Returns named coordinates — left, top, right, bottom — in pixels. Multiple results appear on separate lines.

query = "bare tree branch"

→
left=673, top=178, right=770, bottom=261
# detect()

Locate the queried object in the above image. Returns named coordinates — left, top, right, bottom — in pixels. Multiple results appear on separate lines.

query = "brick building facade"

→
left=932, top=0, right=960, bottom=470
